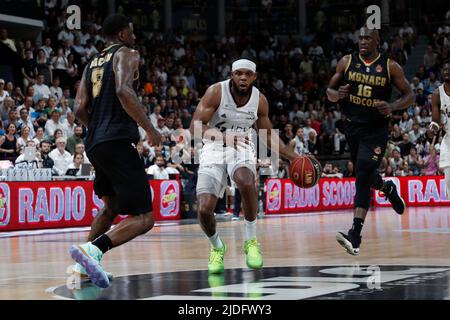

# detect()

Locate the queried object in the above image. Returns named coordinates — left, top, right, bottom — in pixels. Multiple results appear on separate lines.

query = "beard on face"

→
left=231, top=79, right=253, bottom=97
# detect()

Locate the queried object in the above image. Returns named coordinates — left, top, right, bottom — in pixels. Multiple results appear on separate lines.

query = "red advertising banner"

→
left=0, top=180, right=180, bottom=232
left=265, top=178, right=356, bottom=214
left=266, top=176, right=450, bottom=215
left=373, top=176, right=450, bottom=207
left=2, top=176, right=446, bottom=230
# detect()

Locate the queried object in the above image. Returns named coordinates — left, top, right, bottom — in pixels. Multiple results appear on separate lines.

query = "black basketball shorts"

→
left=345, top=122, right=389, bottom=168
left=87, top=139, right=153, bottom=215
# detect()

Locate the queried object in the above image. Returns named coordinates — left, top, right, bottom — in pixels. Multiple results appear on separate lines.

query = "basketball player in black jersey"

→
left=69, top=14, right=161, bottom=288
left=327, top=27, right=414, bottom=255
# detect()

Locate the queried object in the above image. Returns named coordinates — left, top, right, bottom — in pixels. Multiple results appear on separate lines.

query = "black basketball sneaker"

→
left=336, top=230, right=361, bottom=256
left=383, top=180, right=405, bottom=215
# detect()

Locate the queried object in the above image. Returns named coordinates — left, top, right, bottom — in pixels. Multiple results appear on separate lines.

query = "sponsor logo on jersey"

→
left=245, top=113, right=256, bottom=121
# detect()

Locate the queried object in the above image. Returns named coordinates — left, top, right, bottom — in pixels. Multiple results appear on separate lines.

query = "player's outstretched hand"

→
left=338, top=84, right=350, bottom=99
left=374, top=100, right=392, bottom=116
left=147, top=128, right=162, bottom=146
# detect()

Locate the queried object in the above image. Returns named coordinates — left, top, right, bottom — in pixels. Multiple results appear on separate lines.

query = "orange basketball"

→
left=289, top=156, right=322, bottom=188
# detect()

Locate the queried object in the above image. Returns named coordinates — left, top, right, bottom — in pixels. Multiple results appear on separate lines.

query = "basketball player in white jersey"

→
left=290, top=127, right=309, bottom=155
left=190, top=59, right=298, bottom=274
left=431, top=61, right=450, bottom=194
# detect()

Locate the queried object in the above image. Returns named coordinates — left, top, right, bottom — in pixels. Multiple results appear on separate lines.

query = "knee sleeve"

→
left=356, top=158, right=379, bottom=185
left=355, top=158, right=379, bottom=210
left=355, top=179, right=371, bottom=210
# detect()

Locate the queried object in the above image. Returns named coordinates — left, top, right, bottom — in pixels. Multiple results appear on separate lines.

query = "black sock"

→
left=351, top=218, right=364, bottom=236
left=92, top=234, right=113, bottom=254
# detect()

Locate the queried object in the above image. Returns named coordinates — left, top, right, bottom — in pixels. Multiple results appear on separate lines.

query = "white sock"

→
left=208, top=232, right=223, bottom=249
left=244, top=219, right=257, bottom=240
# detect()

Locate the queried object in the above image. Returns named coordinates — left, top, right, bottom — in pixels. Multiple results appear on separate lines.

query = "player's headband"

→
left=232, top=59, right=256, bottom=73
left=359, top=27, right=380, bottom=41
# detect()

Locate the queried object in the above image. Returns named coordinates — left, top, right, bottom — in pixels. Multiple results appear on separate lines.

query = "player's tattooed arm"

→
left=114, top=47, right=161, bottom=146
left=327, top=55, right=351, bottom=102
left=256, top=94, right=298, bottom=161
left=374, top=60, right=415, bottom=116
left=74, top=67, right=90, bottom=127
left=430, top=88, right=441, bottom=134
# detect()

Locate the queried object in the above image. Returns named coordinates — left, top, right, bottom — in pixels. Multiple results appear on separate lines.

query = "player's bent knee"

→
left=197, top=194, right=217, bottom=218
left=102, top=207, right=118, bottom=221
left=235, top=178, right=255, bottom=192
left=233, top=171, right=255, bottom=192
left=197, top=204, right=215, bottom=218
left=141, top=212, right=155, bottom=234
left=102, top=196, right=121, bottom=215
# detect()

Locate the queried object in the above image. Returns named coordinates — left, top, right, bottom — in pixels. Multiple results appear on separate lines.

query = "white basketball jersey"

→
left=200, top=80, right=259, bottom=167
left=208, top=80, right=260, bottom=132
left=439, top=85, right=450, bottom=130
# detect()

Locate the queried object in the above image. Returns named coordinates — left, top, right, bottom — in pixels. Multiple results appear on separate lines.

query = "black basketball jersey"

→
left=342, top=53, right=392, bottom=126
left=84, top=43, right=140, bottom=153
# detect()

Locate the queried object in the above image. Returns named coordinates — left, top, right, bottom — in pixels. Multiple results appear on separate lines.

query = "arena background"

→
left=1, top=0, right=450, bottom=304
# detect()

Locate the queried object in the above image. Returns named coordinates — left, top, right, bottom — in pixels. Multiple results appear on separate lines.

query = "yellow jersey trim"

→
left=102, top=43, right=121, bottom=52
left=387, top=58, right=391, bottom=82
left=344, top=55, right=352, bottom=74
left=358, top=53, right=381, bottom=67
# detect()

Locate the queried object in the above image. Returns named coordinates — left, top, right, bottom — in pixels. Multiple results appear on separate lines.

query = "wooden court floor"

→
left=1, top=206, right=450, bottom=300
